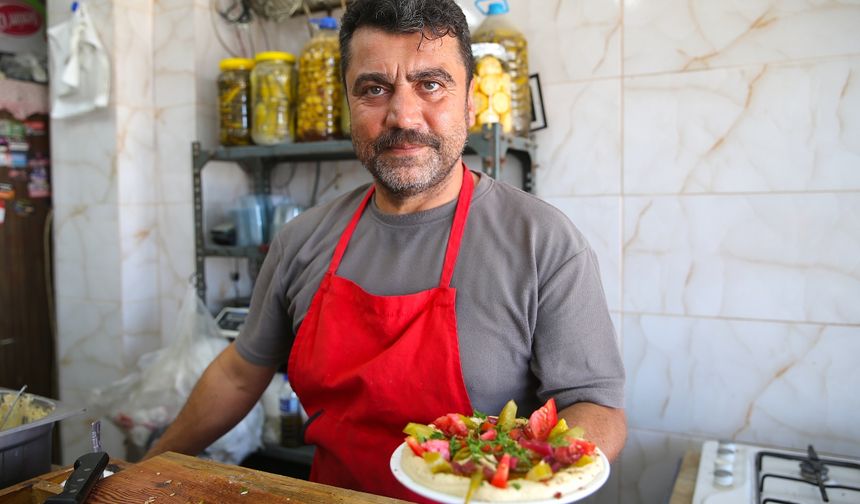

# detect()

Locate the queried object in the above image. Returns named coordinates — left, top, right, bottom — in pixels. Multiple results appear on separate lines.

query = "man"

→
left=147, top=0, right=625, bottom=500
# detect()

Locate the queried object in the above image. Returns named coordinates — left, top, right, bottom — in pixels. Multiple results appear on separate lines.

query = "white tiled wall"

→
left=48, top=1, right=860, bottom=502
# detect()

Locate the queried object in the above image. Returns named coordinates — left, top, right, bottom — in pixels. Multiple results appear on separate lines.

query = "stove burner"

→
left=800, top=445, right=830, bottom=483
left=756, top=445, right=860, bottom=504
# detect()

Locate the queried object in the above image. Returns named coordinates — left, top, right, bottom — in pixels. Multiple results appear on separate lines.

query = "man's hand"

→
left=144, top=343, right=278, bottom=460
left=558, top=402, right=627, bottom=462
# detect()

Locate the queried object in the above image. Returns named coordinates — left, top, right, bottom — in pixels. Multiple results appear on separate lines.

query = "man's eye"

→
left=422, top=81, right=441, bottom=92
left=365, top=86, right=385, bottom=96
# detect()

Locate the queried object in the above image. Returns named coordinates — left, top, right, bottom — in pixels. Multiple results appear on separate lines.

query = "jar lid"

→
left=219, top=58, right=254, bottom=71
left=254, top=51, right=297, bottom=63
left=311, top=16, right=338, bottom=30
left=487, top=2, right=508, bottom=15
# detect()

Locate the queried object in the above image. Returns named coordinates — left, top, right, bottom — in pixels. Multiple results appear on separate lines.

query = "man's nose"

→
left=385, top=87, right=423, bottom=130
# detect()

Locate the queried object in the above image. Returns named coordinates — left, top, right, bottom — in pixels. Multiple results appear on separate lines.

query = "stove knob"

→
left=715, top=459, right=733, bottom=472
left=717, top=442, right=737, bottom=462
left=714, top=469, right=734, bottom=487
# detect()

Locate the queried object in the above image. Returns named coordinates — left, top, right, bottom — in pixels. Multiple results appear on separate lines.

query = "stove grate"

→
left=756, top=446, right=860, bottom=504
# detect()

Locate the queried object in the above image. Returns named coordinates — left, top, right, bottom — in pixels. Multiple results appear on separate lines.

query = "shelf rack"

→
left=192, top=124, right=537, bottom=301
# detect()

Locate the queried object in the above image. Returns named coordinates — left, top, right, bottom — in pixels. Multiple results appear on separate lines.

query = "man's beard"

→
left=355, top=126, right=467, bottom=199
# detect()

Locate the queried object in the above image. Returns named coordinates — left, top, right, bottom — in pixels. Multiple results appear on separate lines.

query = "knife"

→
left=45, top=421, right=109, bottom=504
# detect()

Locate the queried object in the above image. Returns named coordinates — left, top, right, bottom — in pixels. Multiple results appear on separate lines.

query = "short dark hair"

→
left=339, top=0, right=474, bottom=85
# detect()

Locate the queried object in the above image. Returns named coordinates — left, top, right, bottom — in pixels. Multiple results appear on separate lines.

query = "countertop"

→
left=0, top=452, right=408, bottom=504
left=669, top=450, right=701, bottom=504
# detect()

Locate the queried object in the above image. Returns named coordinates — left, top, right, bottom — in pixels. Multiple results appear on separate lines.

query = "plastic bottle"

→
left=279, top=373, right=302, bottom=447
left=296, top=17, right=343, bottom=141
left=472, top=1, right=530, bottom=136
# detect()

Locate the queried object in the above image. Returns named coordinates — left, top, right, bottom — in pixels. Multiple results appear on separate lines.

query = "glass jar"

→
left=296, top=17, right=343, bottom=142
left=251, top=51, right=296, bottom=145
left=470, top=43, right=512, bottom=134
left=218, top=58, right=254, bottom=146
left=472, top=1, right=530, bottom=136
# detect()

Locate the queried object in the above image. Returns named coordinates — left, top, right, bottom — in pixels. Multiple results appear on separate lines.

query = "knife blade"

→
left=44, top=451, right=109, bottom=504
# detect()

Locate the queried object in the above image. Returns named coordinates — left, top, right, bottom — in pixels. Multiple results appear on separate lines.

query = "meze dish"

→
left=391, top=398, right=609, bottom=503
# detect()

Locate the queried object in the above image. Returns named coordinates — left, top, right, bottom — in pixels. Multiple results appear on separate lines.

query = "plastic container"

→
left=472, top=1, right=530, bottom=136
left=217, top=58, right=254, bottom=146
left=0, top=388, right=84, bottom=487
left=296, top=17, right=344, bottom=142
left=251, top=51, right=296, bottom=145
left=470, top=43, right=512, bottom=134
left=278, top=374, right=302, bottom=447
left=232, top=195, right=267, bottom=246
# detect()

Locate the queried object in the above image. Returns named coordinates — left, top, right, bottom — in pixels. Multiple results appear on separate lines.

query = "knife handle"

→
left=45, top=452, right=109, bottom=504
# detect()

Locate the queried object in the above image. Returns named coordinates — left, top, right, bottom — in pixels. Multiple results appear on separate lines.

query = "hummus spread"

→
left=400, top=446, right=606, bottom=502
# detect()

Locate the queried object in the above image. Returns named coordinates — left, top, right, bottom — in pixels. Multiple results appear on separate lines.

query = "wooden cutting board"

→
left=86, top=452, right=409, bottom=504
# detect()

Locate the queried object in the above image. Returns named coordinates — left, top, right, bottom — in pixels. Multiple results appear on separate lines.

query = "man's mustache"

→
left=372, top=128, right=442, bottom=154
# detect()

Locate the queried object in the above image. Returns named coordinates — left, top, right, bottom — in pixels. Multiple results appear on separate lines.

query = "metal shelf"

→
left=192, top=124, right=537, bottom=301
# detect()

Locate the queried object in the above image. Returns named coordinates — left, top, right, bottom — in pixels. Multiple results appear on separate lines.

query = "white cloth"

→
left=47, top=3, right=110, bottom=119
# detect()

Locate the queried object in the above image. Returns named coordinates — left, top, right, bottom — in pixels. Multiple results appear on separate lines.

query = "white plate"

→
left=390, top=443, right=610, bottom=504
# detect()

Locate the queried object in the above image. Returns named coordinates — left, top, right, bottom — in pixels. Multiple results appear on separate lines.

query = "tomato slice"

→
left=405, top=436, right=425, bottom=457
left=433, top=413, right=470, bottom=437
left=491, top=453, right=511, bottom=488
left=526, top=397, right=558, bottom=441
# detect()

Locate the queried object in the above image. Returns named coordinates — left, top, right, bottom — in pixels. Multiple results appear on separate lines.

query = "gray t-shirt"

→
left=236, top=172, right=625, bottom=415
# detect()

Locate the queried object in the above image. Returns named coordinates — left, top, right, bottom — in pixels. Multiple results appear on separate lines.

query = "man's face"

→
left=344, top=28, right=476, bottom=198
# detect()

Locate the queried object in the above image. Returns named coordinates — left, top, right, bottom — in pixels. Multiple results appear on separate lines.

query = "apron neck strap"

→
left=328, top=163, right=475, bottom=288
left=439, top=163, right=473, bottom=287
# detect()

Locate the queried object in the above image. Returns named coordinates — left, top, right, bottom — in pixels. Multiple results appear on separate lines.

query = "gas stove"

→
left=691, top=440, right=860, bottom=504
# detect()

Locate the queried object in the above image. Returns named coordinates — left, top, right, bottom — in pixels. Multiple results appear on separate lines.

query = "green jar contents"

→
left=251, top=51, right=296, bottom=145
left=472, top=1, right=530, bottom=137
left=296, top=17, right=343, bottom=142
left=218, top=58, right=254, bottom=146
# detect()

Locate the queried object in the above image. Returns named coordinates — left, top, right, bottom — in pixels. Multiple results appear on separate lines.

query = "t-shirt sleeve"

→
left=234, top=232, right=293, bottom=367
left=531, top=245, right=625, bottom=410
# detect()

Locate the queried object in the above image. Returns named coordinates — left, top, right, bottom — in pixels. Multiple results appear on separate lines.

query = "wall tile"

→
left=511, top=0, right=622, bottom=82
left=624, top=57, right=860, bottom=194
left=155, top=104, right=196, bottom=203
left=624, top=0, right=860, bottom=75
left=623, top=194, right=860, bottom=324
left=158, top=202, right=195, bottom=340
left=53, top=204, right=121, bottom=302
left=113, top=4, right=154, bottom=108
left=119, top=204, right=159, bottom=303
left=535, top=79, right=622, bottom=196
left=544, top=196, right=621, bottom=312
left=50, top=109, right=118, bottom=207
left=624, top=314, right=860, bottom=456
left=117, top=106, right=158, bottom=204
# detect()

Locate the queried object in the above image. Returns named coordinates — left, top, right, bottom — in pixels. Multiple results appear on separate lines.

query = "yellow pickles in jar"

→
left=296, top=17, right=343, bottom=142
left=218, top=58, right=254, bottom=146
left=470, top=43, right=512, bottom=133
left=251, top=51, right=296, bottom=145
left=472, top=2, right=531, bottom=136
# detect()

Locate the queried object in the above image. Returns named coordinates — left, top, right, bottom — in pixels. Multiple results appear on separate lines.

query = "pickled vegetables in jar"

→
left=296, top=17, right=343, bottom=142
left=251, top=51, right=296, bottom=145
left=470, top=43, right=513, bottom=134
left=218, top=58, right=254, bottom=146
left=472, top=1, right=530, bottom=136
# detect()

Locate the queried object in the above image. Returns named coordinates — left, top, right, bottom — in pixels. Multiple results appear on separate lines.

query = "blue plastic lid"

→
left=487, top=2, right=508, bottom=15
left=312, top=16, right=338, bottom=30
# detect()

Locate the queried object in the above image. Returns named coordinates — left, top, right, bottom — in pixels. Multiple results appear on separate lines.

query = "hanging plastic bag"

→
left=91, top=285, right=263, bottom=464
left=47, top=2, right=110, bottom=118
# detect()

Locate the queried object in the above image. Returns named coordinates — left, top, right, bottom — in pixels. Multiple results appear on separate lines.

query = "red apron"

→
left=287, top=164, right=475, bottom=501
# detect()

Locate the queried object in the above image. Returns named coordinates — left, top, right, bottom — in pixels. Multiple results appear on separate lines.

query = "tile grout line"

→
left=617, top=309, right=860, bottom=328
